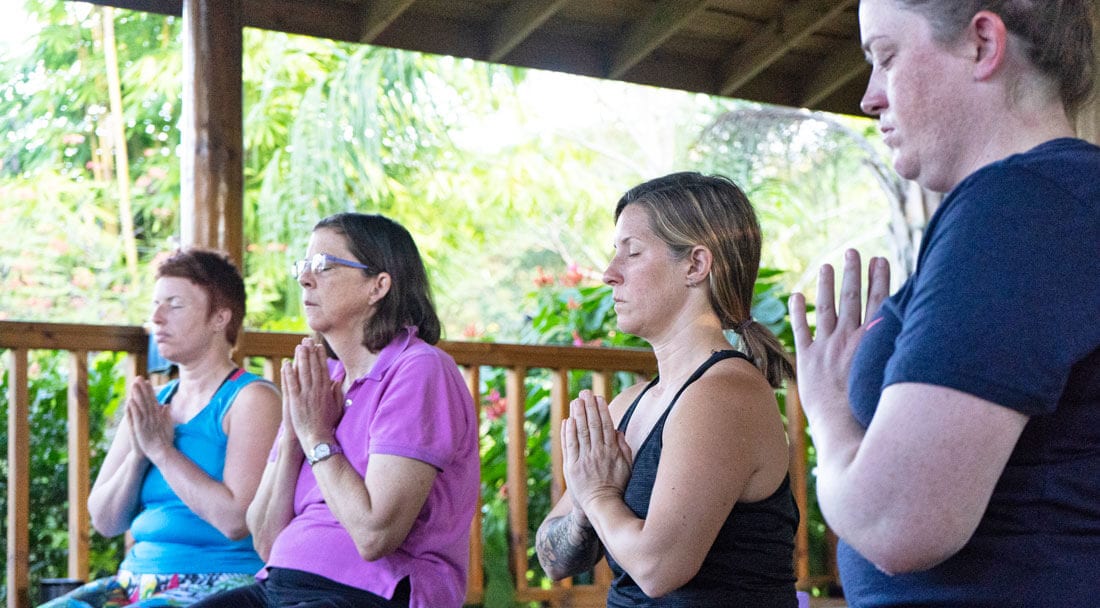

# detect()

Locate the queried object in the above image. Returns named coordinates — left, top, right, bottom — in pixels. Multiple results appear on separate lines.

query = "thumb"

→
left=617, top=432, right=633, bottom=465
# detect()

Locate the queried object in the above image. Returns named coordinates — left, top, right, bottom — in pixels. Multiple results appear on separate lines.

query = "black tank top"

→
left=606, top=349, right=799, bottom=607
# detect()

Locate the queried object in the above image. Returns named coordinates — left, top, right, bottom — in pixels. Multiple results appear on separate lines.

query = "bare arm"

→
left=247, top=364, right=305, bottom=559
left=535, top=489, right=604, bottom=580
left=280, top=339, right=439, bottom=560
left=790, top=250, right=1027, bottom=573
left=811, top=383, right=1025, bottom=573
left=562, top=380, right=782, bottom=598
left=136, top=380, right=282, bottom=540
left=88, top=389, right=151, bottom=537
left=310, top=453, right=437, bottom=560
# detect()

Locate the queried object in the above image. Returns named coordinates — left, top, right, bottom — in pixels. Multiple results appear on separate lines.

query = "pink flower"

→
left=48, top=237, right=71, bottom=255
left=61, top=133, right=85, bottom=146
left=71, top=267, right=95, bottom=289
left=566, top=297, right=580, bottom=310
left=483, top=389, right=507, bottom=420
left=561, top=263, right=583, bottom=287
left=486, top=400, right=506, bottom=420
left=462, top=323, right=481, bottom=339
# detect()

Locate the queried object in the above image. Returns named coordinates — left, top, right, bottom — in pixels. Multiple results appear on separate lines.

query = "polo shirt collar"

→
left=331, top=325, right=418, bottom=386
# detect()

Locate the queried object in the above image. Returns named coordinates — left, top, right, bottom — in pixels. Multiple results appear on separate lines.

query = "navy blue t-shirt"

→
left=842, top=138, right=1100, bottom=607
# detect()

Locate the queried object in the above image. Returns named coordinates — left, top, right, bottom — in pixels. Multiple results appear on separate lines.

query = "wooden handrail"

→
left=0, top=320, right=826, bottom=608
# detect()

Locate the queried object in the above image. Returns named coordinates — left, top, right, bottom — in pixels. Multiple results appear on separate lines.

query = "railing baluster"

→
left=549, top=369, right=569, bottom=505
left=7, top=349, right=31, bottom=608
left=787, top=381, right=811, bottom=585
left=504, top=367, right=531, bottom=597
left=67, top=351, right=91, bottom=582
left=462, top=365, right=484, bottom=606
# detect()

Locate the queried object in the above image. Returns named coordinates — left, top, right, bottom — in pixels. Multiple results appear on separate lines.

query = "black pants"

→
left=190, top=568, right=410, bottom=608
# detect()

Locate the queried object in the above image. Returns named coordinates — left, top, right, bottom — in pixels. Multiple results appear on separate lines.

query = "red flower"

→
left=533, top=266, right=555, bottom=288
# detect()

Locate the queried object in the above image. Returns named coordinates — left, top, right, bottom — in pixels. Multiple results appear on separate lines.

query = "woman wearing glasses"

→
left=194, top=213, right=479, bottom=608
left=42, top=249, right=282, bottom=608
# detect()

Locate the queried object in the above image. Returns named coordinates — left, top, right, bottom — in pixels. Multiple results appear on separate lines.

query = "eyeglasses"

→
left=292, top=253, right=372, bottom=279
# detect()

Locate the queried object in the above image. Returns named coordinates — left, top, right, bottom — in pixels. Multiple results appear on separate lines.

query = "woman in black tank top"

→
left=534, top=172, right=800, bottom=607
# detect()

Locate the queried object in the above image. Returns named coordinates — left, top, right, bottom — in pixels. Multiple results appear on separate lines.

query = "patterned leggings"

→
left=37, top=570, right=256, bottom=608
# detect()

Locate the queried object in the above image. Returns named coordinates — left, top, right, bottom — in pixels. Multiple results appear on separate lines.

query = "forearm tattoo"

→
left=536, top=512, right=604, bottom=578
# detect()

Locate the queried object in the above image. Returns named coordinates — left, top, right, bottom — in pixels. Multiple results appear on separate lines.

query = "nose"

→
left=602, top=260, right=621, bottom=286
left=860, top=70, right=886, bottom=116
left=297, top=268, right=316, bottom=288
left=149, top=304, right=166, bottom=325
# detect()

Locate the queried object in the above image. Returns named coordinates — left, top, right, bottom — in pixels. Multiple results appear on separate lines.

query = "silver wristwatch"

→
left=307, top=441, right=343, bottom=466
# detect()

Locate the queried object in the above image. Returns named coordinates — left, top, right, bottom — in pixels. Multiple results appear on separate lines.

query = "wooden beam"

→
left=800, top=42, right=869, bottom=109
left=608, top=0, right=708, bottom=79
left=359, top=0, right=416, bottom=44
left=179, top=0, right=244, bottom=268
left=489, top=0, right=568, bottom=63
left=719, top=0, right=855, bottom=97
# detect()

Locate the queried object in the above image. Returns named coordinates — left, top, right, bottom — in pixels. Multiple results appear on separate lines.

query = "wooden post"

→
left=1076, top=11, right=1100, bottom=144
left=179, top=0, right=245, bottom=268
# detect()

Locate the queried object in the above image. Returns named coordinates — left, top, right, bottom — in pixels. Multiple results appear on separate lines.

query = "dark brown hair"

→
left=896, top=0, right=1095, bottom=116
left=314, top=213, right=441, bottom=351
left=615, top=172, right=795, bottom=388
left=156, top=248, right=246, bottom=345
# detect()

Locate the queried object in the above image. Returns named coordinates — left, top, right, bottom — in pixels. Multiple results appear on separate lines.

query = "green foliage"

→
left=0, top=351, right=128, bottom=599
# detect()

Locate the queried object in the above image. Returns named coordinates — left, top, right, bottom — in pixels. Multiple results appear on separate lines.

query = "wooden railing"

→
left=1, top=320, right=825, bottom=608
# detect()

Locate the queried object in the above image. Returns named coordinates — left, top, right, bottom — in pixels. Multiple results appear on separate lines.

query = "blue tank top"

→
left=120, top=369, right=271, bottom=574
left=606, top=350, right=799, bottom=607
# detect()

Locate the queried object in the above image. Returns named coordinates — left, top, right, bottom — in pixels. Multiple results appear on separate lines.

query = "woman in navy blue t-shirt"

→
left=789, top=1, right=1100, bottom=606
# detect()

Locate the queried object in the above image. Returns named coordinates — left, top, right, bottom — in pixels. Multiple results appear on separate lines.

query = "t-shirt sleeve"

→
left=883, top=166, right=1100, bottom=415
left=366, top=350, right=474, bottom=470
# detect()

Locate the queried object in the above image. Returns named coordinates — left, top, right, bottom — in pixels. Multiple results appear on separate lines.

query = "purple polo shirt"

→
left=264, top=327, right=479, bottom=608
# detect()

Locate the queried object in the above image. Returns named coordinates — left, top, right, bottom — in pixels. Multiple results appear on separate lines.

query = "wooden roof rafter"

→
left=489, top=0, right=569, bottom=63
left=719, top=0, right=857, bottom=98
left=608, top=0, right=710, bottom=80
left=359, top=0, right=416, bottom=43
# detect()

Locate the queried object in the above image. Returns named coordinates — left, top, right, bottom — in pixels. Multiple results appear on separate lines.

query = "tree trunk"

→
left=101, top=6, right=139, bottom=287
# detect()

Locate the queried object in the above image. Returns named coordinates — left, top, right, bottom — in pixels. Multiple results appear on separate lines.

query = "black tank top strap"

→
left=618, top=349, right=751, bottom=433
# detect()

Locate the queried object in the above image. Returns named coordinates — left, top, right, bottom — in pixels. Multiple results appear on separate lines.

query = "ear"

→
left=369, top=272, right=392, bottom=305
left=685, top=245, right=713, bottom=286
left=211, top=307, right=232, bottom=333
left=969, top=10, right=1008, bottom=81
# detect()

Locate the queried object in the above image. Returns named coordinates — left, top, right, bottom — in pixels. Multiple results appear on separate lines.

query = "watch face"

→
left=309, top=441, right=341, bottom=465
left=313, top=443, right=332, bottom=460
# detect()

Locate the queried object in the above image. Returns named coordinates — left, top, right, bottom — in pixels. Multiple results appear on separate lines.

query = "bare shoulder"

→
left=673, top=355, right=778, bottom=424
left=225, top=379, right=281, bottom=435
left=234, top=379, right=281, bottom=408
left=662, top=356, right=787, bottom=477
left=608, top=378, right=651, bottom=425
